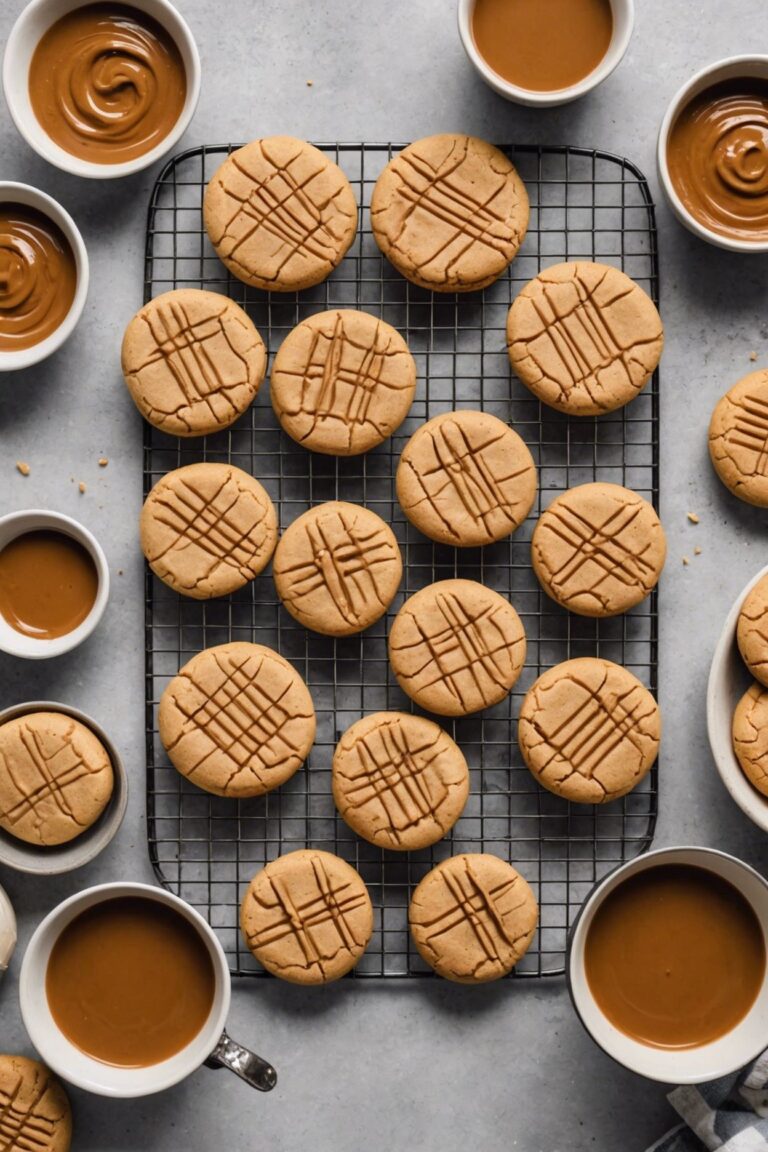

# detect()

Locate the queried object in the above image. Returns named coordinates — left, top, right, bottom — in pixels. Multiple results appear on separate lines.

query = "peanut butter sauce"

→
left=0, top=530, right=98, bottom=639
left=667, top=79, right=768, bottom=243
left=29, top=3, right=186, bottom=165
left=471, top=0, right=613, bottom=93
left=46, top=897, right=215, bottom=1068
left=0, top=204, right=76, bottom=352
left=585, top=864, right=766, bottom=1050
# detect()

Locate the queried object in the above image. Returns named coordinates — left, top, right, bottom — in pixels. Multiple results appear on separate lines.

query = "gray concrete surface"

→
left=1, top=1, right=768, bottom=1149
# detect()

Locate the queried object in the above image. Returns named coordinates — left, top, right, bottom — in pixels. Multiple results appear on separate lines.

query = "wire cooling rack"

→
left=143, top=142, right=660, bottom=978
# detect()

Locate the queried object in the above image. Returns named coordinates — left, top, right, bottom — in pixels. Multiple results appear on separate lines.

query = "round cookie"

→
left=738, top=573, right=768, bottom=687
left=271, top=309, right=416, bottom=456
left=709, top=370, right=768, bottom=507
left=0, top=1055, right=72, bottom=1152
left=531, top=483, right=666, bottom=618
left=396, top=409, right=536, bottom=546
left=388, top=579, right=526, bottom=716
left=518, top=658, right=660, bottom=804
left=273, top=502, right=402, bottom=637
left=332, top=712, right=469, bottom=850
left=0, top=712, right=113, bottom=847
left=733, top=682, right=768, bottom=798
left=506, top=262, right=663, bottom=416
left=141, top=463, right=278, bottom=600
left=121, top=289, right=266, bottom=437
left=204, top=137, right=358, bottom=292
left=240, top=849, right=373, bottom=983
left=409, top=853, right=538, bottom=983
left=158, top=642, right=315, bottom=798
left=370, top=134, right=529, bottom=293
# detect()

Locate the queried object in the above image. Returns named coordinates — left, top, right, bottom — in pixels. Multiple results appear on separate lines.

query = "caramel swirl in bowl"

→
left=29, top=3, right=186, bottom=165
left=667, top=78, right=768, bottom=243
left=0, top=204, right=77, bottom=352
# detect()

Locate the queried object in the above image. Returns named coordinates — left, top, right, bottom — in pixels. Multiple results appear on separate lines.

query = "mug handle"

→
left=205, top=1030, right=277, bottom=1092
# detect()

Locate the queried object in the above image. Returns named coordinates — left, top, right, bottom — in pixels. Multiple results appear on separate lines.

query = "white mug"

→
left=20, top=882, right=276, bottom=1098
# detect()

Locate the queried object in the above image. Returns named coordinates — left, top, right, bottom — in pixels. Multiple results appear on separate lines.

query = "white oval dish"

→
left=707, top=563, right=768, bottom=832
left=2, top=0, right=201, bottom=179
left=0, top=182, right=88, bottom=372
left=0, top=884, right=17, bottom=976
left=457, top=0, right=634, bottom=108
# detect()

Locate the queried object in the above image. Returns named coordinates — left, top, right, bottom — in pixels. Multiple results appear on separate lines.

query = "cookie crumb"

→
left=750, top=351, right=758, bottom=361
left=682, top=556, right=690, bottom=566
left=78, top=482, right=86, bottom=494
left=98, top=457, right=108, bottom=467
left=306, top=79, right=313, bottom=86
left=15, top=461, right=30, bottom=477
left=694, top=546, right=702, bottom=556
left=687, top=512, right=700, bottom=524
left=118, top=569, right=123, bottom=576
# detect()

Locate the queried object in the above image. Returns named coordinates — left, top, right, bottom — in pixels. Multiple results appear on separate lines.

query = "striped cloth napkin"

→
left=647, top=1051, right=768, bottom=1151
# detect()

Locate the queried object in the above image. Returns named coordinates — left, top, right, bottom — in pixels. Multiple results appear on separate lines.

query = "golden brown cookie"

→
left=709, top=370, right=768, bottom=507
left=409, top=853, right=537, bottom=982
left=273, top=502, right=402, bottom=636
left=158, top=642, right=315, bottom=798
left=270, top=309, right=416, bottom=456
left=506, top=262, right=663, bottom=416
left=121, top=289, right=266, bottom=437
left=518, top=658, right=660, bottom=804
left=141, top=463, right=277, bottom=600
left=240, top=849, right=373, bottom=983
left=0, top=1055, right=72, bottom=1152
left=204, top=137, right=358, bottom=292
left=370, top=134, right=529, bottom=292
left=0, top=712, right=113, bottom=847
left=396, top=409, right=536, bottom=546
left=531, top=483, right=666, bottom=618
left=332, top=712, right=469, bottom=850
left=388, top=579, right=526, bottom=716
left=738, top=573, right=768, bottom=687
left=733, top=682, right=768, bottom=798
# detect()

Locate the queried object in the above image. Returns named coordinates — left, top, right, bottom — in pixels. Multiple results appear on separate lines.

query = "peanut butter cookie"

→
left=204, top=137, right=358, bottom=291
left=506, top=262, right=663, bottom=416
left=273, top=502, right=402, bottom=636
left=518, top=658, right=660, bottom=803
left=271, top=309, right=416, bottom=456
left=531, top=483, right=666, bottom=618
left=709, top=370, right=768, bottom=507
left=738, top=573, right=768, bottom=688
left=121, top=289, right=266, bottom=437
left=733, top=682, right=768, bottom=798
left=371, top=134, right=529, bottom=292
left=159, top=642, right=316, bottom=798
left=388, top=579, right=526, bottom=716
left=0, top=712, right=113, bottom=846
left=0, top=1056, right=72, bottom=1152
left=396, top=409, right=536, bottom=546
left=141, top=463, right=278, bottom=600
left=409, top=853, right=538, bottom=982
left=332, top=712, right=469, bottom=850
left=240, top=850, right=373, bottom=983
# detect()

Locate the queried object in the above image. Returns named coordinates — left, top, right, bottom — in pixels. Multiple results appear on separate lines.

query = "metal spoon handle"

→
left=205, top=1030, right=277, bottom=1092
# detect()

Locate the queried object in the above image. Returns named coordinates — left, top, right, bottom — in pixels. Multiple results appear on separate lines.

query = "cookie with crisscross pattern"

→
left=0, top=1056, right=71, bottom=1152
left=709, top=370, right=768, bottom=507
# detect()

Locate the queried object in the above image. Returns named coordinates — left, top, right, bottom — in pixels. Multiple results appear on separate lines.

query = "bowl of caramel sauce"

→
left=0, top=181, right=88, bottom=371
left=3, top=0, right=200, bottom=178
left=658, top=56, right=768, bottom=252
left=568, top=847, right=768, bottom=1082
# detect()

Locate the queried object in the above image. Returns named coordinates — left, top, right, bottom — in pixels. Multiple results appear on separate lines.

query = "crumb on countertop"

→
left=15, top=461, right=30, bottom=476
left=306, top=79, right=313, bottom=86
left=682, top=556, right=690, bottom=566
left=694, top=546, right=702, bottom=556
left=78, top=482, right=86, bottom=494
left=98, top=457, right=109, bottom=467
left=118, top=569, right=123, bottom=576
left=687, top=512, right=700, bottom=524
left=750, top=351, right=758, bottom=361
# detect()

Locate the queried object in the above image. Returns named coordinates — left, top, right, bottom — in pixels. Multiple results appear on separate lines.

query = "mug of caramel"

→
left=20, top=882, right=277, bottom=1097
left=568, top=846, right=768, bottom=1083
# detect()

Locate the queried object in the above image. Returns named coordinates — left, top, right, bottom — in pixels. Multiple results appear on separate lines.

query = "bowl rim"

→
left=0, top=181, right=89, bottom=371
left=0, top=700, right=128, bottom=874
left=656, top=54, right=768, bottom=254
left=456, top=0, right=635, bottom=108
left=2, top=0, right=201, bottom=179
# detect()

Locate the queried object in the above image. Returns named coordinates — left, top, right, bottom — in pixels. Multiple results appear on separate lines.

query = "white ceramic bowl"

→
left=0, top=182, right=88, bottom=372
left=20, top=882, right=276, bottom=1097
left=0, top=508, right=109, bottom=659
left=457, top=0, right=634, bottom=107
left=0, top=701, right=127, bottom=874
left=3, top=0, right=201, bottom=179
left=708, top=563, right=768, bottom=832
left=657, top=56, right=768, bottom=254
left=568, top=846, right=768, bottom=1083
left=0, top=883, right=17, bottom=976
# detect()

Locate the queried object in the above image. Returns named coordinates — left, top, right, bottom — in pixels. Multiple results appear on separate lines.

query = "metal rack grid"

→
left=143, top=142, right=660, bottom=978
